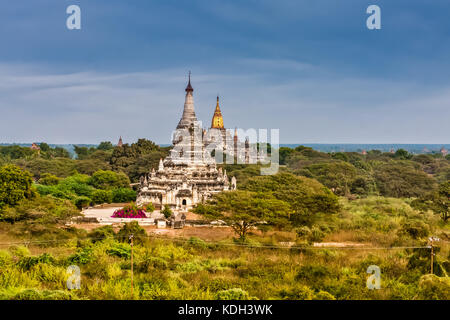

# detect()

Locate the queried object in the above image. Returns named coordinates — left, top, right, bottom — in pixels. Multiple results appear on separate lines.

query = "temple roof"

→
left=211, top=96, right=224, bottom=129
left=185, top=71, right=193, bottom=92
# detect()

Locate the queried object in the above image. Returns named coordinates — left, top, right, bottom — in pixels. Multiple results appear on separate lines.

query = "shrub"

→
left=398, top=220, right=430, bottom=239
left=74, top=196, right=91, bottom=209
left=161, top=205, right=173, bottom=219
left=215, top=288, right=250, bottom=300
left=111, top=188, right=136, bottom=203
left=116, top=220, right=146, bottom=244
left=0, top=164, right=35, bottom=209
left=278, top=285, right=315, bottom=300
left=68, top=247, right=93, bottom=265
left=88, top=225, right=115, bottom=242
left=106, top=242, right=131, bottom=259
left=313, top=291, right=336, bottom=300
left=144, top=202, right=155, bottom=213
left=91, top=190, right=112, bottom=204
left=13, top=289, right=43, bottom=300
left=38, top=173, right=60, bottom=186
left=89, top=170, right=130, bottom=190
left=416, top=275, right=450, bottom=300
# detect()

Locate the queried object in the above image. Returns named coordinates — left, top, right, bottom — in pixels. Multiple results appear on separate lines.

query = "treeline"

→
left=0, top=139, right=170, bottom=182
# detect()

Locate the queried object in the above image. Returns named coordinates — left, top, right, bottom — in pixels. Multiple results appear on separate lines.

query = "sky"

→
left=0, top=0, right=449, bottom=144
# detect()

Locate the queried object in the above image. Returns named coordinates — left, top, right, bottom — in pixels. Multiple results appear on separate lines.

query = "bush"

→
left=74, top=196, right=91, bottom=209
left=161, top=205, right=173, bottom=218
left=144, top=202, right=155, bottom=213
left=416, top=275, right=450, bottom=300
left=278, top=285, right=315, bottom=300
left=88, top=225, right=115, bottom=242
left=0, top=164, right=35, bottom=209
left=398, top=220, right=430, bottom=239
left=13, top=289, right=43, bottom=300
left=38, top=173, right=60, bottom=186
left=91, top=190, right=112, bottom=204
left=111, top=188, right=136, bottom=203
left=215, top=288, right=250, bottom=300
left=116, top=220, right=147, bottom=244
left=89, top=170, right=130, bottom=190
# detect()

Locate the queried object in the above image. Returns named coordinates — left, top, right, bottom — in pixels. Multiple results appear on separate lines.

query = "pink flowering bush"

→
left=111, top=202, right=147, bottom=218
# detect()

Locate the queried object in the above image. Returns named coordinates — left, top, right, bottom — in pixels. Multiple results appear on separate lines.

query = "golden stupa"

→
left=211, top=96, right=224, bottom=129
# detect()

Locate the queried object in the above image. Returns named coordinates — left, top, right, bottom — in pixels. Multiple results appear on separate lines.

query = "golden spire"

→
left=211, top=96, right=224, bottom=129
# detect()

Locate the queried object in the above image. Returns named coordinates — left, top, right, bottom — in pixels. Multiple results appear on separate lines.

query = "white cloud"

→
left=0, top=63, right=448, bottom=144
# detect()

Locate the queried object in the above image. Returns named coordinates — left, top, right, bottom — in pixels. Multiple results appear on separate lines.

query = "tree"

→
left=97, top=141, right=114, bottom=151
left=74, top=145, right=96, bottom=160
left=411, top=180, right=449, bottom=222
left=240, top=173, right=340, bottom=225
left=394, top=149, right=413, bottom=160
left=279, top=147, right=293, bottom=165
left=374, top=162, right=438, bottom=198
left=194, top=191, right=291, bottom=241
left=116, top=220, right=146, bottom=244
left=38, top=173, right=60, bottom=186
left=91, top=190, right=112, bottom=204
left=111, top=188, right=137, bottom=203
left=88, top=170, right=130, bottom=190
left=161, top=205, right=173, bottom=219
left=0, top=165, right=35, bottom=209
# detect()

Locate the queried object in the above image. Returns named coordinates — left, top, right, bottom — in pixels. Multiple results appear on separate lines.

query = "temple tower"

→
left=211, top=96, right=224, bottom=129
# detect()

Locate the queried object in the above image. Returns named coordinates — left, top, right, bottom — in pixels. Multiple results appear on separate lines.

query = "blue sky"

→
left=0, top=0, right=449, bottom=144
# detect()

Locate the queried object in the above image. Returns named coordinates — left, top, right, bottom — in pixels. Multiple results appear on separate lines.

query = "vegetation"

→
left=0, top=143, right=448, bottom=300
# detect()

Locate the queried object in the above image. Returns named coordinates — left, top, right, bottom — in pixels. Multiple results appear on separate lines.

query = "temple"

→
left=136, top=74, right=237, bottom=211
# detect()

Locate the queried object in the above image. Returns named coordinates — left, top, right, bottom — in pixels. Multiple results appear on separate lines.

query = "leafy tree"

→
left=0, top=145, right=35, bottom=160
left=97, top=141, right=114, bottom=151
left=194, top=190, right=291, bottom=241
left=161, top=205, right=173, bottom=219
left=91, top=190, right=112, bottom=204
left=38, top=173, right=60, bottom=186
left=74, top=196, right=91, bottom=209
left=144, top=202, right=155, bottom=213
left=74, top=145, right=96, bottom=160
left=39, top=143, right=51, bottom=153
left=279, top=147, right=294, bottom=165
left=411, top=180, right=449, bottom=222
left=1, top=195, right=79, bottom=223
left=116, top=220, right=146, bottom=244
left=111, top=188, right=137, bottom=203
left=0, top=165, right=35, bottom=210
left=374, top=162, right=438, bottom=198
left=394, top=149, right=413, bottom=160
left=240, top=173, right=340, bottom=225
left=88, top=170, right=130, bottom=190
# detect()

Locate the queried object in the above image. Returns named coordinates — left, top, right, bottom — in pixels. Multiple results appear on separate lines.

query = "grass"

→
left=0, top=196, right=448, bottom=300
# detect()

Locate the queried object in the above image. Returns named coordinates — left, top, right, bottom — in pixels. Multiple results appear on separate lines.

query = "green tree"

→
left=161, top=205, right=173, bottom=219
left=38, top=173, right=60, bottom=186
left=279, top=147, right=293, bottom=165
left=194, top=190, right=291, bottom=241
left=0, top=165, right=35, bottom=209
left=116, top=220, right=147, bottom=244
left=111, top=188, right=137, bottom=203
left=97, top=141, right=114, bottom=151
left=241, top=173, right=340, bottom=225
left=88, top=170, right=130, bottom=190
left=411, top=180, right=449, bottom=222
left=374, top=162, right=438, bottom=198
left=91, top=190, right=112, bottom=204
